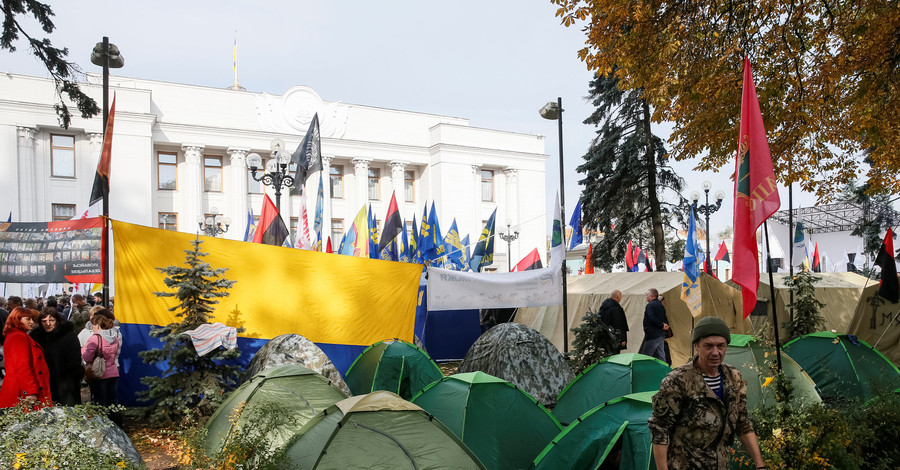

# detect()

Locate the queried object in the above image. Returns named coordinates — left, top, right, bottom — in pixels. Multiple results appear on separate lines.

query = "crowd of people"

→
left=0, top=293, right=121, bottom=417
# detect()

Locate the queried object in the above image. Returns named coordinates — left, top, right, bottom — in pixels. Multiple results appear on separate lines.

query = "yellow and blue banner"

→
left=681, top=207, right=702, bottom=317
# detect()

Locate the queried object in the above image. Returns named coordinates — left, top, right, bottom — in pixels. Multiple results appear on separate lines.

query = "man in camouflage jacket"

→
left=648, top=317, right=766, bottom=470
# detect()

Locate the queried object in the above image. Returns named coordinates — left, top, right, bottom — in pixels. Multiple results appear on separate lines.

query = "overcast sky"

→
left=5, top=0, right=825, bottom=245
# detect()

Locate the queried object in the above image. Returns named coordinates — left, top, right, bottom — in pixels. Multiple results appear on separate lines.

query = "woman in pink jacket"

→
left=81, top=312, right=120, bottom=408
left=0, top=307, right=52, bottom=409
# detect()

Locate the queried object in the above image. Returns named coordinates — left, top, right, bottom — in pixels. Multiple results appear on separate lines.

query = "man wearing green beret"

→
left=648, top=316, right=766, bottom=469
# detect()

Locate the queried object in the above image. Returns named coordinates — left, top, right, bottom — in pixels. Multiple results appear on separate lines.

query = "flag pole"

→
left=763, top=221, right=783, bottom=371
left=100, top=36, right=111, bottom=309
left=788, top=184, right=794, bottom=323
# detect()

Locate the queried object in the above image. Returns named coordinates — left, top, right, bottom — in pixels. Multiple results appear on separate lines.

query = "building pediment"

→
left=256, top=85, right=348, bottom=138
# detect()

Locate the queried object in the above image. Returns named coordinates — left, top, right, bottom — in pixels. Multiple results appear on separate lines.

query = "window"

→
left=368, top=168, right=380, bottom=200
left=158, top=212, right=178, bottom=231
left=50, top=135, right=75, bottom=178
left=51, top=203, right=76, bottom=221
left=331, top=219, right=344, bottom=246
left=404, top=170, right=415, bottom=202
left=204, top=156, right=223, bottom=192
left=481, top=170, right=494, bottom=202
left=330, top=165, right=344, bottom=199
left=248, top=167, right=263, bottom=194
left=157, top=152, right=177, bottom=190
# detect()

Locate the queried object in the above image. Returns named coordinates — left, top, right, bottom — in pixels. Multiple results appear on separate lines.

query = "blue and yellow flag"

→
left=410, top=215, right=420, bottom=263
left=341, top=204, right=369, bottom=257
left=469, top=208, right=497, bottom=272
left=424, top=202, right=446, bottom=265
left=368, top=204, right=379, bottom=259
left=681, top=207, right=702, bottom=317
left=443, top=218, right=465, bottom=270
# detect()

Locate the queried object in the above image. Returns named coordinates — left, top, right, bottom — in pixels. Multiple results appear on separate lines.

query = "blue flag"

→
left=314, top=174, right=324, bottom=235
left=681, top=207, right=702, bottom=315
left=398, top=219, right=410, bottom=263
left=419, top=203, right=434, bottom=261
left=461, top=234, right=471, bottom=270
left=469, top=208, right=497, bottom=272
left=242, top=208, right=255, bottom=242
left=568, top=198, right=583, bottom=250
left=424, top=202, right=445, bottom=265
left=410, top=215, right=421, bottom=264
left=368, top=204, right=379, bottom=259
left=444, top=218, right=465, bottom=270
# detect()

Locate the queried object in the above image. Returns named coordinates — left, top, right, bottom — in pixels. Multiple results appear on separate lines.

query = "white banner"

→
left=426, top=266, right=562, bottom=311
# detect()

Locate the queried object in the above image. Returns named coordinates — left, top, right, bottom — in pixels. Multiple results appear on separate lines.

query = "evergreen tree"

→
left=783, top=271, right=826, bottom=341
left=840, top=181, right=896, bottom=274
left=567, top=307, right=619, bottom=374
left=139, top=236, right=242, bottom=424
left=577, top=71, right=687, bottom=271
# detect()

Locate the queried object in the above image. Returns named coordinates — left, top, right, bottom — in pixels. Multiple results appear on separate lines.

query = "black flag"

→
left=875, top=228, right=899, bottom=303
left=290, top=113, right=321, bottom=194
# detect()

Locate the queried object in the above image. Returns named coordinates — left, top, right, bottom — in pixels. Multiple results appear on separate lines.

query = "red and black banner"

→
left=0, top=218, right=104, bottom=283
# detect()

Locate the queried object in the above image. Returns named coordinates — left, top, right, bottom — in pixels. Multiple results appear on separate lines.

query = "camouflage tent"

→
left=204, top=364, right=348, bottom=459
left=280, top=391, right=485, bottom=469
left=724, top=334, right=821, bottom=409
left=533, top=391, right=656, bottom=470
left=243, top=333, right=350, bottom=395
left=553, top=353, right=670, bottom=425
left=344, top=339, right=443, bottom=399
left=457, top=322, right=574, bottom=406
left=411, top=371, right=561, bottom=470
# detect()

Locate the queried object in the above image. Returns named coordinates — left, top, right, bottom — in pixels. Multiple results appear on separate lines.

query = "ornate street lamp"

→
left=247, top=151, right=294, bottom=213
left=197, top=207, right=231, bottom=237
left=540, top=97, right=569, bottom=353
left=690, top=181, right=725, bottom=274
left=498, top=219, right=520, bottom=272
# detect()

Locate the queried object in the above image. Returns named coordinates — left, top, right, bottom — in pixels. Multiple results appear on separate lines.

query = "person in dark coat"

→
left=599, top=289, right=629, bottom=354
left=639, top=288, right=669, bottom=362
left=30, top=307, right=83, bottom=406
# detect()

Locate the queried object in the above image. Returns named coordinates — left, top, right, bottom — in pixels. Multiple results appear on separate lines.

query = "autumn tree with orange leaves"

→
left=552, top=0, right=900, bottom=200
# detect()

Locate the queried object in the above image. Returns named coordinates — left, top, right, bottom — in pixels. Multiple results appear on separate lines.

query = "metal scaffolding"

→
left=770, top=202, right=900, bottom=233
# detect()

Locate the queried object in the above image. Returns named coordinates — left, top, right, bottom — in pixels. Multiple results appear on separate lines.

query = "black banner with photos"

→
left=0, top=217, right=104, bottom=283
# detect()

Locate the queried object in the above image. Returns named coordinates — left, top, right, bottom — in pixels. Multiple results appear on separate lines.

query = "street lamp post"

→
left=90, top=37, right=123, bottom=309
left=498, top=219, right=520, bottom=272
left=247, top=152, right=294, bottom=213
left=197, top=207, right=231, bottom=237
left=690, top=181, right=725, bottom=274
left=540, top=97, right=569, bottom=354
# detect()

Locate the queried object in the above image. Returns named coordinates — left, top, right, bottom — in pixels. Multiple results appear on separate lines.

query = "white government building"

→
left=0, top=72, right=550, bottom=272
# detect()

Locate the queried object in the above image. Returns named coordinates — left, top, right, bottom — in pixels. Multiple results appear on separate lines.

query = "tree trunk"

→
left=643, top=101, right=667, bottom=271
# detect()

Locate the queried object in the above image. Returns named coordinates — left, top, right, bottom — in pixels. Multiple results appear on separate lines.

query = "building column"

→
left=182, top=144, right=205, bottom=234
left=390, top=160, right=407, bottom=221
left=321, top=155, right=333, bottom=250
left=471, top=164, right=482, bottom=238
left=227, top=147, right=249, bottom=240
left=352, top=157, right=371, bottom=215
left=16, top=127, right=36, bottom=221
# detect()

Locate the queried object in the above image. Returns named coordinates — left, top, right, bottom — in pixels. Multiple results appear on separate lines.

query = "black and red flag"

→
left=812, top=243, right=821, bottom=273
left=714, top=241, right=730, bottom=262
left=252, top=195, right=290, bottom=246
left=89, top=96, right=117, bottom=207
left=875, top=228, right=899, bottom=303
left=625, top=240, right=634, bottom=271
left=512, top=248, right=543, bottom=272
left=377, top=191, right=403, bottom=253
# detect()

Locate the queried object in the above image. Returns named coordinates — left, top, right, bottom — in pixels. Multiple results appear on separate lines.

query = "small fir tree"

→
left=567, top=307, right=619, bottom=374
left=139, top=236, right=242, bottom=424
left=783, top=271, right=826, bottom=341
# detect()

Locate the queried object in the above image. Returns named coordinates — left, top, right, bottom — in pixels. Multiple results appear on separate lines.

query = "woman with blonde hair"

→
left=81, top=312, right=121, bottom=408
left=0, top=307, right=52, bottom=408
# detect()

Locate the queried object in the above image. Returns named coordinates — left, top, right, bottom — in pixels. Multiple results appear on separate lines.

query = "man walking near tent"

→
left=599, top=289, right=628, bottom=353
left=639, top=288, right=668, bottom=361
left=648, top=316, right=766, bottom=469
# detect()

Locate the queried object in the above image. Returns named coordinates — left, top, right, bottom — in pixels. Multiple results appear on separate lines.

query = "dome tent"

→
left=457, top=322, right=574, bottom=406
left=344, top=338, right=443, bottom=399
left=553, top=353, right=670, bottom=426
left=783, top=331, right=900, bottom=404
left=280, top=391, right=486, bottom=469
left=204, top=364, right=348, bottom=459
left=724, top=334, right=821, bottom=409
left=243, top=333, right=351, bottom=395
left=411, top=371, right=562, bottom=470
left=533, top=391, right=656, bottom=470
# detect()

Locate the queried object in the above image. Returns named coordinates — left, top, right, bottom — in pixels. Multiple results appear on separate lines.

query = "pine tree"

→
left=577, top=71, right=687, bottom=271
left=567, top=307, right=619, bottom=374
left=783, top=271, right=826, bottom=341
left=139, top=236, right=242, bottom=425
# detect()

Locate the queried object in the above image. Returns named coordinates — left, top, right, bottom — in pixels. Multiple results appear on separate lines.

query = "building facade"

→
left=0, top=73, right=549, bottom=271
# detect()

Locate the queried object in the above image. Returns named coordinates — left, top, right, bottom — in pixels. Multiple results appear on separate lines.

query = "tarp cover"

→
left=411, top=371, right=562, bottom=470
left=724, top=334, right=821, bottom=409
left=204, top=364, right=348, bottom=458
left=783, top=331, right=900, bottom=403
left=281, top=391, right=486, bottom=469
left=457, top=323, right=574, bottom=406
left=344, top=339, right=443, bottom=399
left=533, top=391, right=656, bottom=470
left=516, top=272, right=751, bottom=367
left=848, top=283, right=900, bottom=365
left=553, top=353, right=670, bottom=426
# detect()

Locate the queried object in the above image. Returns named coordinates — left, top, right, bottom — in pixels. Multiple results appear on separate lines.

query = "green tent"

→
left=553, top=353, right=670, bottom=426
left=783, top=331, right=900, bottom=403
left=533, top=391, right=656, bottom=470
left=411, top=371, right=562, bottom=470
left=204, top=364, right=348, bottom=459
left=345, top=338, right=443, bottom=399
left=725, top=334, right=821, bottom=409
left=280, top=391, right=486, bottom=469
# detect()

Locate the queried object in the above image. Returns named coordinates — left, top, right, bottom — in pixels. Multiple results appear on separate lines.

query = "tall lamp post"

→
left=498, top=219, right=520, bottom=272
left=540, top=97, right=569, bottom=354
left=690, top=181, right=725, bottom=274
left=197, top=207, right=231, bottom=237
left=90, top=37, right=123, bottom=309
left=247, top=152, right=294, bottom=213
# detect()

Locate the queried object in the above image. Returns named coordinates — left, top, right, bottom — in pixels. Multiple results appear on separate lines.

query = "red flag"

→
left=714, top=241, right=730, bottom=262
left=512, top=248, right=543, bottom=272
left=585, top=243, right=595, bottom=274
left=252, top=195, right=289, bottom=246
left=732, top=57, right=781, bottom=318
left=812, top=242, right=821, bottom=272
left=625, top=240, right=634, bottom=270
left=875, top=228, right=899, bottom=302
left=89, top=96, right=116, bottom=206
left=326, top=236, right=333, bottom=254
